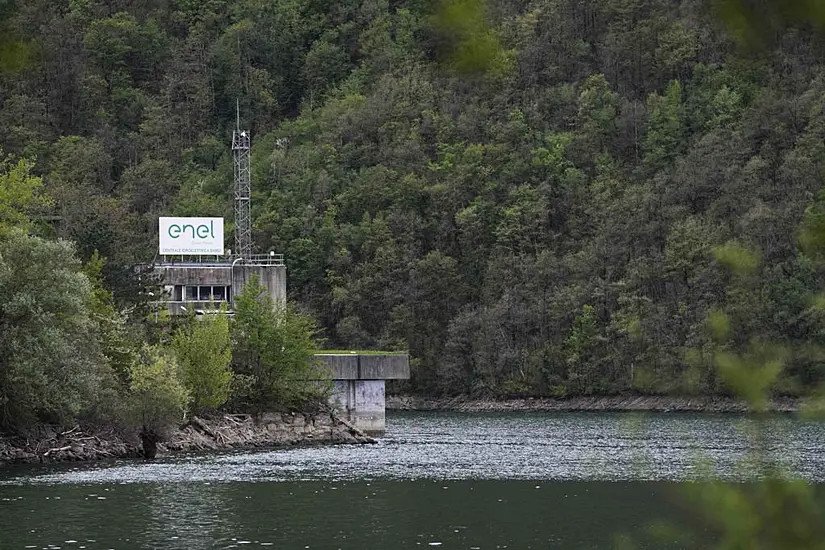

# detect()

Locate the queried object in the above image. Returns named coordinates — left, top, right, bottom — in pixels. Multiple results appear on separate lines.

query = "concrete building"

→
left=153, top=254, right=285, bottom=315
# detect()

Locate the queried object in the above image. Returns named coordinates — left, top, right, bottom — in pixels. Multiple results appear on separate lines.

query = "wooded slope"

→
left=4, top=0, right=825, bottom=396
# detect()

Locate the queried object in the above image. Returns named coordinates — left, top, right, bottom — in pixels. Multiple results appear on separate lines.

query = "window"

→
left=181, top=285, right=230, bottom=302
left=199, top=286, right=211, bottom=301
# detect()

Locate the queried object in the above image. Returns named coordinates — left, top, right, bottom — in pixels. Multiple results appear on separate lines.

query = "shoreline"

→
left=0, top=411, right=374, bottom=468
left=386, top=394, right=801, bottom=413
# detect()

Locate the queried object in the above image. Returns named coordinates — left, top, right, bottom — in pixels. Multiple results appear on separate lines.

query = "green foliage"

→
left=643, top=80, right=686, bottom=171
left=2, top=0, right=825, bottom=401
left=82, top=251, right=140, bottom=386
left=434, top=0, right=512, bottom=75
left=713, top=0, right=825, bottom=46
left=713, top=242, right=761, bottom=275
left=0, top=231, right=104, bottom=430
left=127, top=346, right=190, bottom=429
left=172, top=309, right=233, bottom=412
left=707, top=309, right=732, bottom=341
left=0, top=2, right=30, bottom=75
left=714, top=345, right=785, bottom=412
left=565, top=305, right=601, bottom=393
left=231, top=276, right=323, bottom=410
left=626, top=210, right=825, bottom=549
left=0, top=154, right=49, bottom=234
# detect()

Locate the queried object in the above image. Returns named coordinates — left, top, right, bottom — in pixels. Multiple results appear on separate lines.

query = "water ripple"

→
left=2, top=411, right=823, bottom=486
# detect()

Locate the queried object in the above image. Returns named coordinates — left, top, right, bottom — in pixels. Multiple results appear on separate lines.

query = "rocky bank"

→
left=386, top=394, right=800, bottom=412
left=0, top=411, right=374, bottom=467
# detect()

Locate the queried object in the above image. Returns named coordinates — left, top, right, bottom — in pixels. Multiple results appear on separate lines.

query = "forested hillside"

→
left=3, top=0, right=825, bottom=398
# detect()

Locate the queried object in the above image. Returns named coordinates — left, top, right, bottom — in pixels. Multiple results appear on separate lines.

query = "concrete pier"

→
left=316, top=354, right=410, bottom=435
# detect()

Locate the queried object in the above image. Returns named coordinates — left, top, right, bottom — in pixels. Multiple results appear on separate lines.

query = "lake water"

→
left=1, top=411, right=824, bottom=549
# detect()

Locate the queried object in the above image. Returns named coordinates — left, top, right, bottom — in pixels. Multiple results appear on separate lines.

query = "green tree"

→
left=172, top=310, right=233, bottom=413
left=0, top=154, right=49, bottom=234
left=0, top=231, right=104, bottom=431
left=565, top=304, right=604, bottom=394
left=127, top=346, right=190, bottom=429
left=643, top=79, right=686, bottom=172
left=82, top=250, right=140, bottom=387
left=231, top=276, right=322, bottom=410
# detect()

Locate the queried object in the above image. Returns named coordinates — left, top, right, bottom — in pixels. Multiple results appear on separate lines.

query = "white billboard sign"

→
left=159, top=217, right=224, bottom=255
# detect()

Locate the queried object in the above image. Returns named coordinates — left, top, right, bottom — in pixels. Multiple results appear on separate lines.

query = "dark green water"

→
left=1, top=411, right=824, bottom=549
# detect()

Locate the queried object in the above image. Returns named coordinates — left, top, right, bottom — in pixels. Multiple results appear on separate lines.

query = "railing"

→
left=155, top=253, right=284, bottom=267
left=161, top=300, right=234, bottom=316
left=241, top=254, right=285, bottom=266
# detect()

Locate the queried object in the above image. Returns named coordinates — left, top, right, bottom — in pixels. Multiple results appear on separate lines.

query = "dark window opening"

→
left=199, top=286, right=211, bottom=301
left=186, top=286, right=198, bottom=300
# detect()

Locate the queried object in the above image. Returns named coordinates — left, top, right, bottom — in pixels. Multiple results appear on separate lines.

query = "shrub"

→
left=172, top=308, right=232, bottom=413
left=230, top=276, right=324, bottom=411
left=127, top=346, right=190, bottom=429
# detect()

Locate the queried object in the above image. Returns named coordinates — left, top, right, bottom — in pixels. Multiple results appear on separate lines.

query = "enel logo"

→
left=168, top=221, right=216, bottom=240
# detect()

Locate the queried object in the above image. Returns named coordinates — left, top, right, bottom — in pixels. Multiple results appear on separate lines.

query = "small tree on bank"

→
left=230, top=276, right=322, bottom=411
left=172, top=308, right=232, bottom=413
left=127, top=346, right=190, bottom=429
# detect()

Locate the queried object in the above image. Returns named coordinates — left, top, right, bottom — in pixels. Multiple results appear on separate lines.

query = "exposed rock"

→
left=386, top=394, right=800, bottom=412
left=0, top=411, right=374, bottom=468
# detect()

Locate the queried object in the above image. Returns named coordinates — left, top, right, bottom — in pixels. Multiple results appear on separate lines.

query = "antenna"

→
left=232, top=102, right=252, bottom=258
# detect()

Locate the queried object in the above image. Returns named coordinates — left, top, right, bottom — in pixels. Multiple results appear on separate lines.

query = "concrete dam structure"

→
left=316, top=354, right=410, bottom=434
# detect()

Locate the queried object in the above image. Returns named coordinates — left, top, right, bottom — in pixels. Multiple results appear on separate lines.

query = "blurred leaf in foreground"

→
left=713, top=0, right=825, bottom=46
left=432, top=0, right=512, bottom=75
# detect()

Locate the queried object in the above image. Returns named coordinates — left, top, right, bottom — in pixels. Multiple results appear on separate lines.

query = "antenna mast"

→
left=232, top=101, right=252, bottom=258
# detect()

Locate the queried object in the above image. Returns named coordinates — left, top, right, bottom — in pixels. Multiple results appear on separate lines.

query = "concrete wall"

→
left=360, top=355, right=410, bottom=379
left=316, top=354, right=410, bottom=380
left=165, top=300, right=225, bottom=316
left=153, top=263, right=286, bottom=311
left=316, top=353, right=410, bottom=434
left=158, top=265, right=232, bottom=286
left=233, top=264, right=286, bottom=304
left=330, top=380, right=386, bottom=435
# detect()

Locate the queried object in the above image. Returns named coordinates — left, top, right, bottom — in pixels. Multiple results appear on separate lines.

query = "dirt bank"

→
left=0, top=411, right=374, bottom=467
left=386, top=394, right=800, bottom=413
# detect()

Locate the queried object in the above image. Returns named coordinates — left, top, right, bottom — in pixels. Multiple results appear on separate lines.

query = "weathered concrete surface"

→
left=157, top=265, right=233, bottom=286
left=315, top=354, right=410, bottom=434
left=330, top=380, right=386, bottom=435
left=359, top=355, right=409, bottom=379
left=316, top=354, right=410, bottom=380
left=152, top=263, right=286, bottom=311
left=233, top=264, right=286, bottom=304
left=0, top=412, right=373, bottom=467
left=318, top=355, right=359, bottom=379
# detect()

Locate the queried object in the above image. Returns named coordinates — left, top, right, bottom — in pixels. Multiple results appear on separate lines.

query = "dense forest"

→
left=3, top=0, right=825, bottom=399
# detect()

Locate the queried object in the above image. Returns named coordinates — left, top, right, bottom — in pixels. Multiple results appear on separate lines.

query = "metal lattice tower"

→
left=232, top=120, right=252, bottom=259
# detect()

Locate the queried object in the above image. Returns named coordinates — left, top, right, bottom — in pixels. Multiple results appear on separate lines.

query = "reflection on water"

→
left=0, top=480, right=683, bottom=549
left=3, top=411, right=824, bottom=485
left=145, top=483, right=234, bottom=548
left=0, top=411, right=823, bottom=549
